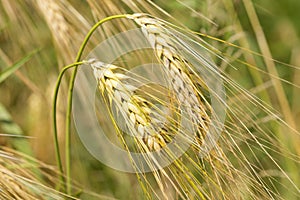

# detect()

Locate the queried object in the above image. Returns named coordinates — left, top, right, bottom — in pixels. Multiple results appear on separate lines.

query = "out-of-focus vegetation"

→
left=0, top=0, right=299, bottom=199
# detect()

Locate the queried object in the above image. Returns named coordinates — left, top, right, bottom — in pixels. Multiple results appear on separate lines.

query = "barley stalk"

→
left=1, top=0, right=299, bottom=198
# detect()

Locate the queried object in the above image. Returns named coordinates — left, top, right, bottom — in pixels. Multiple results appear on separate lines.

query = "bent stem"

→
left=64, top=14, right=128, bottom=195
left=52, top=61, right=85, bottom=192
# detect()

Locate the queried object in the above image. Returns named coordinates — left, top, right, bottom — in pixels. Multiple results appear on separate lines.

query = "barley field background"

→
left=0, top=0, right=299, bottom=199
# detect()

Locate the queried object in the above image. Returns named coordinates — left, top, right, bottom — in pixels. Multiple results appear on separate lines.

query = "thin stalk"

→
left=52, top=61, right=85, bottom=192
left=242, top=0, right=296, bottom=130
left=64, top=14, right=128, bottom=195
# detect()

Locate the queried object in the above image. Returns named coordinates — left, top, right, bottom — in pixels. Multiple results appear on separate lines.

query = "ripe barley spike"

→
left=129, top=13, right=213, bottom=151
left=90, top=59, right=169, bottom=151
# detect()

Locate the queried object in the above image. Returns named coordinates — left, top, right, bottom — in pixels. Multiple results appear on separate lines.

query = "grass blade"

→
left=0, top=50, right=38, bottom=83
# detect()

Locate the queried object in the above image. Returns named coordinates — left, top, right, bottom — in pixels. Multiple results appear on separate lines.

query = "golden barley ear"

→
left=90, top=59, right=171, bottom=151
left=129, top=14, right=213, bottom=147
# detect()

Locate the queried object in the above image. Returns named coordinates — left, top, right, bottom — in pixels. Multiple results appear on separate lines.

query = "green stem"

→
left=64, top=14, right=129, bottom=195
left=52, top=61, right=85, bottom=192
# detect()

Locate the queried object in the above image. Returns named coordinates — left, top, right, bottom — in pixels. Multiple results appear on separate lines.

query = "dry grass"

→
left=0, top=147, right=66, bottom=199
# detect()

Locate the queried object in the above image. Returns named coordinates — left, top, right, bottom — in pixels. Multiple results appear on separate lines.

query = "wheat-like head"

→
left=129, top=14, right=212, bottom=148
left=89, top=59, right=174, bottom=151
